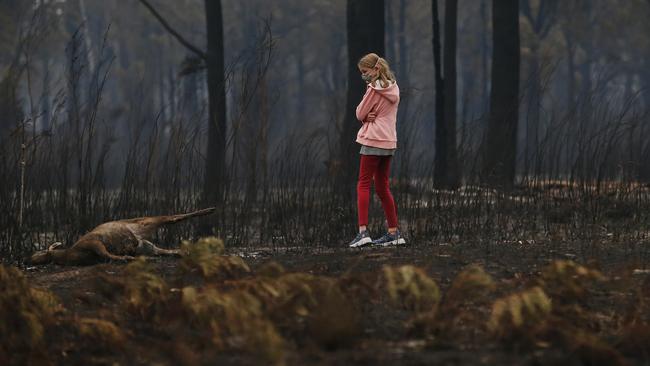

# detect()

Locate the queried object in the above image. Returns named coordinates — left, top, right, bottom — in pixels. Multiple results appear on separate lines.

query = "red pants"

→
left=357, top=155, right=398, bottom=228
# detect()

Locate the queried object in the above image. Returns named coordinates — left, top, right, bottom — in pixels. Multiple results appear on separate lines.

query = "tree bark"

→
left=78, top=0, right=96, bottom=74
left=565, top=31, right=576, bottom=109
left=442, top=0, right=459, bottom=188
left=40, top=58, right=51, bottom=131
left=480, top=0, right=490, bottom=112
left=182, top=56, right=199, bottom=121
left=396, top=0, right=410, bottom=148
left=385, top=0, right=396, bottom=62
left=432, top=0, right=446, bottom=188
left=433, top=0, right=460, bottom=190
left=482, top=0, right=520, bottom=188
left=203, top=0, right=227, bottom=204
left=397, top=0, right=408, bottom=87
left=296, top=31, right=306, bottom=123
left=524, top=44, right=540, bottom=179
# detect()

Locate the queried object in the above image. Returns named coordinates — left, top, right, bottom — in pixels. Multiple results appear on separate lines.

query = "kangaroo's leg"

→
left=135, top=240, right=181, bottom=257
left=76, top=239, right=136, bottom=262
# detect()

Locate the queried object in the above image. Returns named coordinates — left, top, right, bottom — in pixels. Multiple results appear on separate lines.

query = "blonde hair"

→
left=358, top=53, right=396, bottom=88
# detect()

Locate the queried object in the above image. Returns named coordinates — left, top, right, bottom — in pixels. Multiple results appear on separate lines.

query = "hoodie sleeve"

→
left=355, top=86, right=376, bottom=122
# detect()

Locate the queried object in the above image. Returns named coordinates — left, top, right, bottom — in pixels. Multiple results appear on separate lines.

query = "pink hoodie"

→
left=355, top=80, right=400, bottom=149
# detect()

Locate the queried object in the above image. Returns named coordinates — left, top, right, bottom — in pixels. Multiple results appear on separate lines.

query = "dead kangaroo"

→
left=28, top=207, right=216, bottom=266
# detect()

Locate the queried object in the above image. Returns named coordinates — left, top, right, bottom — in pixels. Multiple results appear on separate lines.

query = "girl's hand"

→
left=366, top=112, right=377, bottom=123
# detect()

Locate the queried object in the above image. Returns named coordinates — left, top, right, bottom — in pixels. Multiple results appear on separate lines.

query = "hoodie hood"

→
left=369, top=80, right=399, bottom=104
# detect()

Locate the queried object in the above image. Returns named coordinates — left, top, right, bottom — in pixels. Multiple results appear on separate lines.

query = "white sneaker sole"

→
left=373, top=238, right=406, bottom=247
left=349, top=237, right=372, bottom=248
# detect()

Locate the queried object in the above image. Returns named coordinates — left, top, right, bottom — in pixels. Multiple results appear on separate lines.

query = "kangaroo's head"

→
left=27, top=242, right=64, bottom=265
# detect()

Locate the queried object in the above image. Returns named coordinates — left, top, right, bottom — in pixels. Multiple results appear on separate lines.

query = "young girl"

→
left=349, top=53, right=406, bottom=248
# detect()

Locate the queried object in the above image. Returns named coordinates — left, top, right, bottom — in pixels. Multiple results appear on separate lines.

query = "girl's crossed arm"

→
left=356, top=87, right=377, bottom=123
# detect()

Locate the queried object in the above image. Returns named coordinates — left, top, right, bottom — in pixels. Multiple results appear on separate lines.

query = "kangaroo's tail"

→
left=166, top=207, right=217, bottom=224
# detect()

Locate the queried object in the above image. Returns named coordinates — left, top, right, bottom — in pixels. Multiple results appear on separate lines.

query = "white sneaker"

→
left=372, top=231, right=406, bottom=246
left=349, top=231, right=372, bottom=248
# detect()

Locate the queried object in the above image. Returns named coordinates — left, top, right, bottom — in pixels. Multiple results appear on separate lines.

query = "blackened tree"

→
left=433, top=0, right=460, bottom=189
left=482, top=0, right=520, bottom=188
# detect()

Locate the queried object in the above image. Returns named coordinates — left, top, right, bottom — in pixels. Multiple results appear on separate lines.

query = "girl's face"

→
left=359, top=65, right=378, bottom=79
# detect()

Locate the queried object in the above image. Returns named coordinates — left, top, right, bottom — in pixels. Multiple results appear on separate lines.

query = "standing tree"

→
left=203, top=0, right=227, bottom=204
left=340, top=0, right=385, bottom=194
left=482, top=0, right=520, bottom=188
left=479, top=0, right=490, bottom=112
left=138, top=0, right=226, bottom=204
left=432, top=0, right=445, bottom=188
left=520, top=0, right=559, bottom=178
left=433, top=0, right=460, bottom=189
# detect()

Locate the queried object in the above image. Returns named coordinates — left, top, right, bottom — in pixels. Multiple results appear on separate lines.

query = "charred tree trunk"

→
left=433, top=0, right=460, bottom=190
left=41, top=58, right=52, bottom=131
left=396, top=0, right=410, bottom=151
left=524, top=43, right=541, bottom=179
left=565, top=31, right=576, bottom=109
left=432, top=0, right=446, bottom=188
left=480, top=0, right=490, bottom=113
left=181, top=54, right=199, bottom=121
left=482, top=0, right=520, bottom=188
left=203, top=0, right=227, bottom=204
left=296, top=31, right=306, bottom=123
left=442, top=0, right=460, bottom=188
left=385, top=0, right=396, bottom=63
left=397, top=0, right=408, bottom=88
left=577, top=1, right=594, bottom=125
left=167, top=64, right=176, bottom=121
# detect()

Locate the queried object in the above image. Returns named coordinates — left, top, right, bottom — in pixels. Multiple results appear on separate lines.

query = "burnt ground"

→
left=18, top=233, right=650, bottom=366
